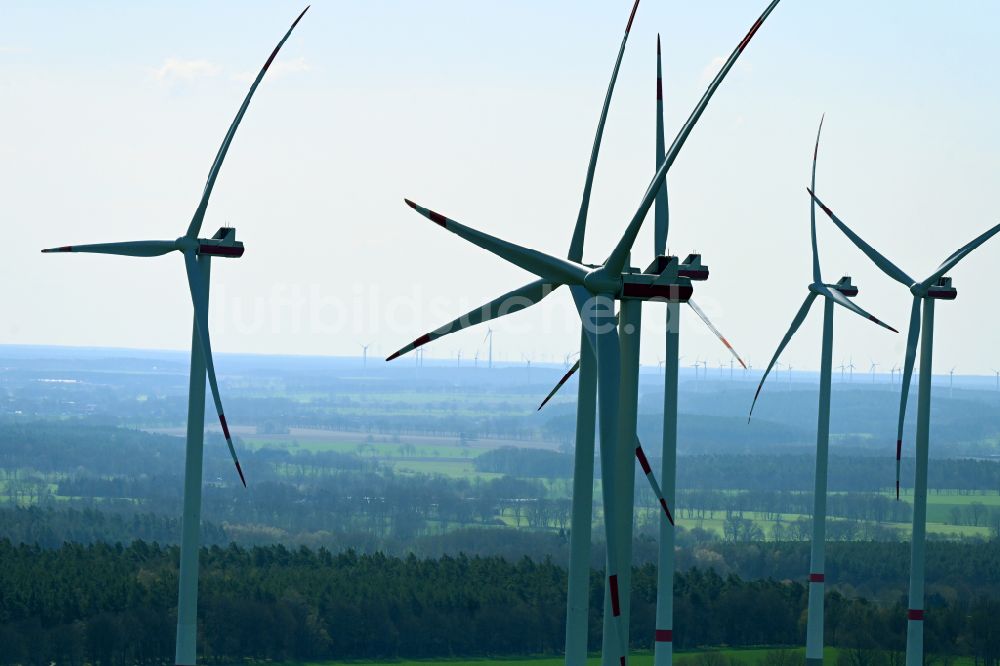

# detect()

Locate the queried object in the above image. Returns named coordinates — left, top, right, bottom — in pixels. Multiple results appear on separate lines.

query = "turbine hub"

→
left=583, top=267, right=621, bottom=295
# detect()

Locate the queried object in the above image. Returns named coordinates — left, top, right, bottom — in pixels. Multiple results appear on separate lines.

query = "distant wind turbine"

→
left=750, top=117, right=896, bottom=665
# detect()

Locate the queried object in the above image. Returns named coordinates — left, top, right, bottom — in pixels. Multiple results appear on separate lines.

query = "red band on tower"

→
left=908, top=609, right=924, bottom=621
left=809, top=573, right=824, bottom=583
left=655, top=629, right=673, bottom=642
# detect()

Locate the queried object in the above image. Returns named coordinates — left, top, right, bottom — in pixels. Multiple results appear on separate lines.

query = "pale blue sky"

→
left=2, top=1, right=999, bottom=373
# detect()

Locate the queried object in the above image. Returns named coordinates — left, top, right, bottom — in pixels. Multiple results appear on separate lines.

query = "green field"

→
left=280, top=646, right=981, bottom=666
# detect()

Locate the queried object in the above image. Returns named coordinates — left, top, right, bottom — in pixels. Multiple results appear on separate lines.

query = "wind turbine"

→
left=848, top=357, right=856, bottom=382
left=993, top=369, right=999, bottom=391
left=40, top=9, right=308, bottom=665
left=485, top=328, right=494, bottom=369
left=949, top=366, right=956, bottom=396
left=457, top=349, right=463, bottom=367
left=748, top=117, right=896, bottom=666
left=474, top=350, right=480, bottom=368
left=891, top=364, right=900, bottom=385
left=360, top=343, right=370, bottom=369
left=810, top=188, right=1000, bottom=666
left=386, top=3, right=782, bottom=664
left=870, top=360, right=879, bottom=384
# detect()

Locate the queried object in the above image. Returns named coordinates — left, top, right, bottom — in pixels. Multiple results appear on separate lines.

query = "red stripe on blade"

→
left=291, top=6, right=310, bottom=29
left=660, top=498, right=674, bottom=525
left=896, top=439, right=902, bottom=460
left=234, top=459, right=247, bottom=487
left=428, top=210, right=447, bottom=227
left=809, top=573, right=824, bottom=583
left=609, top=575, right=621, bottom=616
left=655, top=629, right=672, bottom=642
left=656, top=78, right=662, bottom=100
left=219, top=414, right=231, bottom=441
left=625, top=0, right=641, bottom=33
left=737, top=18, right=763, bottom=52
left=404, top=198, right=417, bottom=209
left=635, top=446, right=652, bottom=475
left=262, top=46, right=281, bottom=72
left=908, top=609, right=924, bottom=621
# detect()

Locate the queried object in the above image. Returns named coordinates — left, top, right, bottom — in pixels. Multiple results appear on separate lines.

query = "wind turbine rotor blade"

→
left=568, top=0, right=644, bottom=263
left=185, top=6, right=309, bottom=239
left=386, top=280, right=559, bottom=362
left=404, top=199, right=588, bottom=286
left=894, top=296, right=922, bottom=500
left=635, top=439, right=674, bottom=525
left=808, top=188, right=915, bottom=287
left=687, top=299, right=746, bottom=369
left=749, top=292, right=817, bottom=420
left=810, top=114, right=825, bottom=284
left=605, top=0, right=783, bottom=275
left=183, top=251, right=246, bottom=487
left=810, top=283, right=898, bottom=333
left=41, top=240, right=177, bottom=257
left=921, top=220, right=1000, bottom=289
left=653, top=33, right=669, bottom=256
left=537, top=359, right=580, bottom=411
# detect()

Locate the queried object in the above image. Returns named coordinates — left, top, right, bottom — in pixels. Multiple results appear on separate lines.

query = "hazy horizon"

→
left=4, top=1, right=999, bottom=374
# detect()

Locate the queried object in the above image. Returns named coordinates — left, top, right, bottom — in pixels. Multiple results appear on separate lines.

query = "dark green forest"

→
left=2, top=540, right=999, bottom=665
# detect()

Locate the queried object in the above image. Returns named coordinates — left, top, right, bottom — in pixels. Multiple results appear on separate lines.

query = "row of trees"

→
left=1, top=540, right=998, bottom=665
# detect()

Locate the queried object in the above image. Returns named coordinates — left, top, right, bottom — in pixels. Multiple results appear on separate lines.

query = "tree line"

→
left=1, top=540, right=999, bottom=665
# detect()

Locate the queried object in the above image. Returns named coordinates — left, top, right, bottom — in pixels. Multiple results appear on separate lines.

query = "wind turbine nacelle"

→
left=198, top=227, right=245, bottom=258
left=833, top=276, right=859, bottom=297
left=644, top=254, right=709, bottom=281
left=620, top=272, right=693, bottom=302
left=926, top=276, right=957, bottom=300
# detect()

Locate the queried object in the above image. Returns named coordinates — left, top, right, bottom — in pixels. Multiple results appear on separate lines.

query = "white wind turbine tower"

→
left=749, top=118, right=896, bottom=666
left=948, top=367, right=955, bottom=397
left=474, top=350, right=480, bottom=369
left=40, top=9, right=308, bottom=665
left=386, top=3, right=782, bottom=663
left=870, top=360, right=879, bottom=384
left=360, top=343, right=370, bottom=369
left=993, top=369, right=999, bottom=391
left=810, top=188, right=1000, bottom=666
